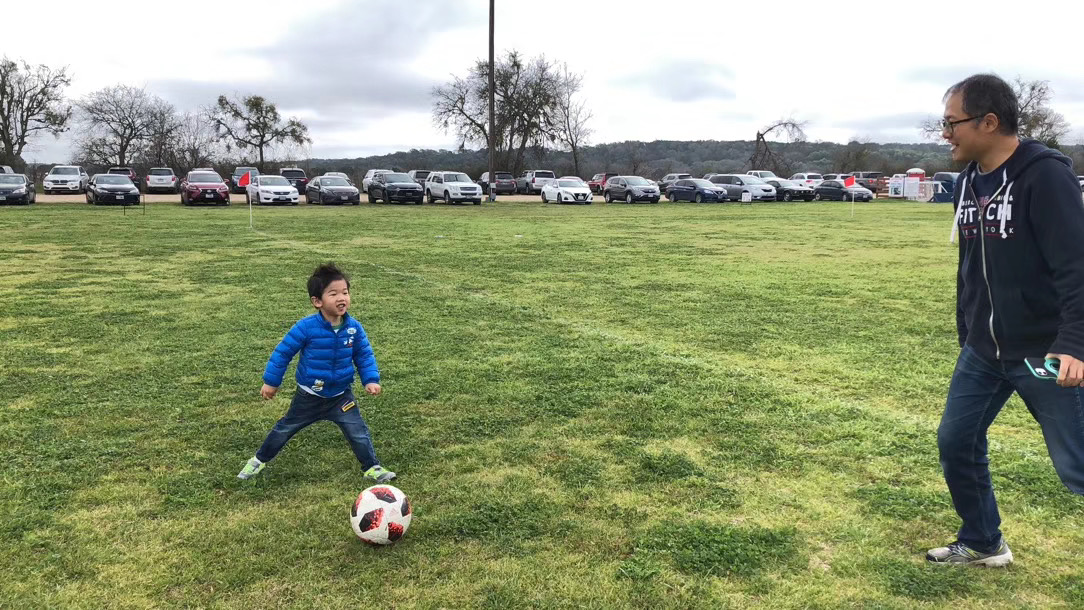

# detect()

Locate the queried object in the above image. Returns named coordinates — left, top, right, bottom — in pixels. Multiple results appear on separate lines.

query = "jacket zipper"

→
left=970, top=179, right=1002, bottom=359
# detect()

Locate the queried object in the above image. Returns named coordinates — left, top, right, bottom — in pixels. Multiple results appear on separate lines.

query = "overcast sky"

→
left=7, top=0, right=1084, bottom=163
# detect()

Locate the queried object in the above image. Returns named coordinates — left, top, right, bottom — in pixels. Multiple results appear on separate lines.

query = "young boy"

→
left=237, top=263, right=396, bottom=483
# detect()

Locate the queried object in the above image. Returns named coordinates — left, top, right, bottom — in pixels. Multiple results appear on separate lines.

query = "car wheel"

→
left=783, top=192, right=793, bottom=202
left=626, top=193, right=633, bottom=204
left=814, top=193, right=822, bottom=201
left=604, top=191, right=612, bottom=203
left=426, top=189, right=434, bottom=204
left=541, top=191, right=548, bottom=203
left=85, top=193, right=92, bottom=204
left=694, top=193, right=703, bottom=203
left=444, top=190, right=451, bottom=203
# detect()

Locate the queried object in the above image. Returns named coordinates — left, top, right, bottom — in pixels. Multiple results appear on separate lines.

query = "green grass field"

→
left=2, top=201, right=1082, bottom=609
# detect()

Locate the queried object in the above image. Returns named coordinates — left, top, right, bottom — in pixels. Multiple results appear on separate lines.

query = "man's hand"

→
left=1046, top=353, right=1084, bottom=387
left=364, top=383, right=382, bottom=396
left=260, top=384, right=279, bottom=400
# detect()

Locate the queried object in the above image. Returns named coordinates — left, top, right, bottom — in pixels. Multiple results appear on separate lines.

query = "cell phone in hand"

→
left=1024, top=357, right=1060, bottom=381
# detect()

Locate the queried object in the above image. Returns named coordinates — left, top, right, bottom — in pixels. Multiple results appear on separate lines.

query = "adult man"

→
left=931, top=74, right=1084, bottom=566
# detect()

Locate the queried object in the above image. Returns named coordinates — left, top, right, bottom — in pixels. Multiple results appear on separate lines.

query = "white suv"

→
left=747, top=170, right=777, bottom=179
left=44, top=165, right=89, bottom=194
left=145, top=168, right=178, bottom=193
left=362, top=169, right=391, bottom=192
left=789, top=172, right=824, bottom=188
left=425, top=171, right=482, bottom=204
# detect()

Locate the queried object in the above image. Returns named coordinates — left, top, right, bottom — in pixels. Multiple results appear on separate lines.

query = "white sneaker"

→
left=926, top=538, right=1013, bottom=567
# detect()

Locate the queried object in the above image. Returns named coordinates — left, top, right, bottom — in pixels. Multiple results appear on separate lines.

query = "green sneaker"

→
left=237, top=457, right=266, bottom=480
left=363, top=465, right=396, bottom=483
left=926, top=538, right=1013, bottom=567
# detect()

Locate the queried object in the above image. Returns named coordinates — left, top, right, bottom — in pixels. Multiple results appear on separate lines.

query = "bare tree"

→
left=169, top=112, right=219, bottom=172
left=0, top=57, right=71, bottom=168
left=75, top=85, right=161, bottom=167
left=747, top=118, right=806, bottom=176
left=142, top=98, right=182, bottom=167
left=208, top=94, right=310, bottom=171
left=432, top=50, right=561, bottom=175
left=551, top=63, right=593, bottom=177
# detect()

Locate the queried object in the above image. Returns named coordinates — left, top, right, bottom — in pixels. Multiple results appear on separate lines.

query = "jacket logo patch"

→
left=340, top=401, right=356, bottom=412
left=347, top=328, right=357, bottom=335
left=313, top=379, right=324, bottom=391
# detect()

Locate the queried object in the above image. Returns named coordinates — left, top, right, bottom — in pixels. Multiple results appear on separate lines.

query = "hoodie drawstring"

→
left=950, top=173, right=970, bottom=243
left=999, top=177, right=1014, bottom=239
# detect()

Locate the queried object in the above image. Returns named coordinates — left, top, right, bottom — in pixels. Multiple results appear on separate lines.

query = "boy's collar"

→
left=315, top=311, right=352, bottom=328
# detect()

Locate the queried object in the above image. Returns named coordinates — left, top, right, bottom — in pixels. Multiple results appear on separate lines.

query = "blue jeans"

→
left=255, top=388, right=379, bottom=469
left=938, top=345, right=1084, bottom=552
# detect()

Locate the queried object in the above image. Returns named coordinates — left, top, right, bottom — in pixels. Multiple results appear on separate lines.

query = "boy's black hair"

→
left=944, top=74, right=1019, bottom=136
left=308, top=263, right=350, bottom=300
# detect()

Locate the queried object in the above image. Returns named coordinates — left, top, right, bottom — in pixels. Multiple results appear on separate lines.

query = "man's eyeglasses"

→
left=941, top=116, right=982, bottom=134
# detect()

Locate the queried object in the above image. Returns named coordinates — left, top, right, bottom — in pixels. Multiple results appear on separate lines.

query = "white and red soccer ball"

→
left=350, top=485, right=412, bottom=545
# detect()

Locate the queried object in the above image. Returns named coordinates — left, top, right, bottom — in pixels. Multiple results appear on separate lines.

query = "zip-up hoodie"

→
left=951, top=138, right=1084, bottom=360
left=262, top=312, right=380, bottom=397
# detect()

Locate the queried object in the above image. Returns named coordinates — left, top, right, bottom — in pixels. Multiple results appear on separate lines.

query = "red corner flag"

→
left=239, top=171, right=252, bottom=187
left=844, top=175, right=856, bottom=188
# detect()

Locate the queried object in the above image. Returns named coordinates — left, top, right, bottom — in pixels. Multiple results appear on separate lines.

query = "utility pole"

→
left=487, top=0, right=496, bottom=202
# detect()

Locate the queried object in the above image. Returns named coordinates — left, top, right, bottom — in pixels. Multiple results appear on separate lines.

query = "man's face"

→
left=942, top=92, right=986, bottom=163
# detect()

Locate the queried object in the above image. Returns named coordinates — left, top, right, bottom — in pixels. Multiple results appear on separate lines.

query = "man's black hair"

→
left=944, top=74, right=1019, bottom=136
left=308, top=263, right=350, bottom=299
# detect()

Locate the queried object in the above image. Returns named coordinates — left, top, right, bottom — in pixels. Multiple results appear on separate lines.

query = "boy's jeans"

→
left=938, top=345, right=1084, bottom=552
left=256, top=388, right=379, bottom=469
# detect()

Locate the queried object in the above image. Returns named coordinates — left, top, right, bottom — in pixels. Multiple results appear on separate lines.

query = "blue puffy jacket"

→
left=262, top=312, right=380, bottom=397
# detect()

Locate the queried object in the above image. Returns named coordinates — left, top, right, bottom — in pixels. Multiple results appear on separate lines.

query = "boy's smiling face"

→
left=312, top=279, right=350, bottom=321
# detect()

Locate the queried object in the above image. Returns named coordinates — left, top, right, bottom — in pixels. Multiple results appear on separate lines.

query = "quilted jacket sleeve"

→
left=352, top=323, right=380, bottom=385
left=262, top=320, right=307, bottom=387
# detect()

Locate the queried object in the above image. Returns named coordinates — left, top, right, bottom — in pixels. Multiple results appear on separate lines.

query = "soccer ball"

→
left=350, top=484, right=412, bottom=545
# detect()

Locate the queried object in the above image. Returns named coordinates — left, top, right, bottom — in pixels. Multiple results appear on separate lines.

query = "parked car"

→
left=230, top=167, right=259, bottom=193
left=0, top=174, right=35, bottom=204
left=657, top=173, right=692, bottom=195
left=1077, top=175, right=1084, bottom=192
left=181, top=170, right=230, bottom=206
left=145, top=167, right=179, bottom=193
left=707, top=174, right=777, bottom=201
left=559, top=175, right=587, bottom=183
left=322, top=171, right=354, bottom=186
left=666, top=178, right=728, bottom=203
left=850, top=171, right=885, bottom=193
left=86, top=174, right=140, bottom=205
left=747, top=170, right=777, bottom=179
left=516, top=170, right=556, bottom=194
left=244, top=174, right=298, bottom=205
left=764, top=178, right=815, bottom=202
left=43, top=165, right=89, bottom=194
left=0, top=165, right=13, bottom=174
left=931, top=171, right=960, bottom=202
left=307, top=176, right=361, bottom=204
left=424, top=171, right=482, bottom=204
left=407, top=169, right=431, bottom=186
left=477, top=171, right=516, bottom=195
left=588, top=172, right=618, bottom=194
left=362, top=169, right=392, bottom=192
left=279, top=167, right=309, bottom=193
left=108, top=167, right=140, bottom=190
left=814, top=180, right=874, bottom=201
left=789, top=172, right=824, bottom=189
left=367, top=172, right=421, bottom=204
left=822, top=173, right=854, bottom=184
left=603, top=176, right=660, bottom=203
left=541, top=178, right=593, bottom=204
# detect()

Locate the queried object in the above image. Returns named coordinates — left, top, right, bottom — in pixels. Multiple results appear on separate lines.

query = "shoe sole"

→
left=927, top=551, right=1013, bottom=567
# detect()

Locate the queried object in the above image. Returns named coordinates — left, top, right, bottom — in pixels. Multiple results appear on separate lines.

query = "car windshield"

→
left=444, top=173, right=471, bottom=183
left=98, top=176, right=132, bottom=185
left=190, top=172, right=222, bottom=182
left=321, top=177, right=350, bottom=186
left=150, top=169, right=173, bottom=176
left=0, top=175, right=25, bottom=184
left=260, top=176, right=290, bottom=186
left=557, top=180, right=582, bottom=188
left=690, top=179, right=714, bottom=188
left=280, top=170, right=305, bottom=178
left=384, top=173, right=412, bottom=183
left=534, top=171, right=555, bottom=178
left=52, top=167, right=79, bottom=175
left=496, top=172, right=513, bottom=180
left=625, top=177, right=651, bottom=186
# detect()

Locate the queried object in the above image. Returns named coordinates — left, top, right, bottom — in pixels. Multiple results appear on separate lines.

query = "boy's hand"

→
left=260, top=384, right=279, bottom=399
left=364, top=383, right=382, bottom=396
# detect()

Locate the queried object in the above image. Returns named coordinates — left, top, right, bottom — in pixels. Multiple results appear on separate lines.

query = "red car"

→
left=588, top=172, right=618, bottom=194
left=180, top=169, right=230, bottom=206
left=108, top=167, right=140, bottom=191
